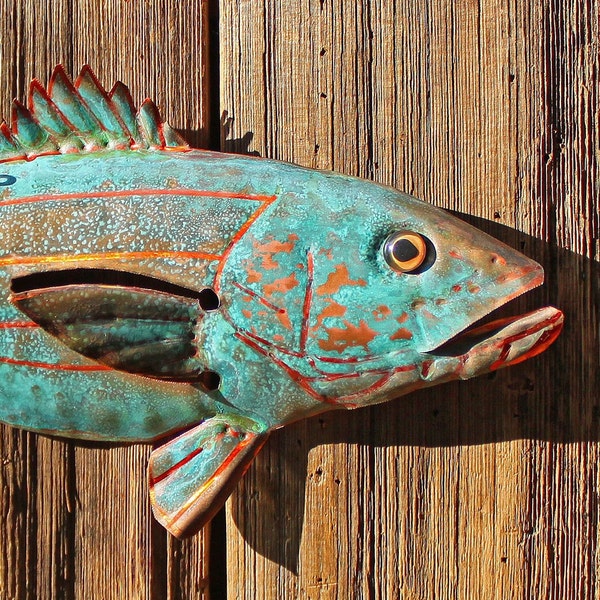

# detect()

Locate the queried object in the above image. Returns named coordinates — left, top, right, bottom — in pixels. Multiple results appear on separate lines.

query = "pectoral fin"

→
left=149, top=417, right=269, bottom=538
left=11, top=281, right=209, bottom=382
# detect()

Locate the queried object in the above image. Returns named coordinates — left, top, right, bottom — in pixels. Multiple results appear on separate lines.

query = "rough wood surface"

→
left=0, top=2, right=211, bottom=599
left=0, top=1, right=597, bottom=599
left=221, top=1, right=599, bottom=598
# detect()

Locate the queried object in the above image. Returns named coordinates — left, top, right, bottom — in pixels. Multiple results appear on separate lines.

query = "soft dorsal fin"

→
left=0, top=65, right=190, bottom=163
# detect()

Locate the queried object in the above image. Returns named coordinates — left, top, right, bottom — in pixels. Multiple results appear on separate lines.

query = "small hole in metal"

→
left=199, top=371, right=221, bottom=391
left=198, top=289, right=220, bottom=311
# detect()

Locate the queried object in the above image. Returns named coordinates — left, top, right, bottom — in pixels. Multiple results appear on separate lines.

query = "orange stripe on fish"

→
left=0, top=187, right=276, bottom=207
left=0, top=250, right=222, bottom=267
left=0, top=356, right=110, bottom=371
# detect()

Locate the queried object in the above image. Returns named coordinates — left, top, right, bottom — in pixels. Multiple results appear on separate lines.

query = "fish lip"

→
left=424, top=305, right=564, bottom=376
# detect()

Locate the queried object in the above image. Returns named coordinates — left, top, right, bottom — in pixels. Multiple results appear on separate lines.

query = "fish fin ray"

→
left=108, top=81, right=144, bottom=146
left=74, top=65, right=135, bottom=148
left=11, top=283, right=208, bottom=382
left=0, top=65, right=190, bottom=163
left=0, top=121, right=27, bottom=161
left=10, top=101, right=56, bottom=154
left=149, top=418, right=269, bottom=538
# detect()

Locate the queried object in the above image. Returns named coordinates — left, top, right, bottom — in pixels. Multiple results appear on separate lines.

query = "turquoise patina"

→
left=0, top=67, right=563, bottom=536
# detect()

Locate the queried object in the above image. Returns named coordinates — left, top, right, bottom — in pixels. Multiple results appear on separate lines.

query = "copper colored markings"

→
left=314, top=299, right=347, bottom=330
left=299, top=251, right=315, bottom=352
left=316, top=264, right=366, bottom=296
left=245, top=264, right=263, bottom=284
left=214, top=195, right=277, bottom=292
left=0, top=356, right=110, bottom=371
left=263, top=273, right=299, bottom=296
left=0, top=187, right=276, bottom=207
left=276, top=312, right=293, bottom=331
left=390, top=328, right=413, bottom=341
left=318, top=320, right=378, bottom=353
left=0, top=321, right=38, bottom=328
left=396, top=312, right=409, bottom=324
left=452, top=284, right=462, bottom=292
left=253, top=234, right=299, bottom=270
left=449, top=250, right=462, bottom=259
left=232, top=282, right=286, bottom=314
left=0, top=250, right=221, bottom=267
left=373, top=305, right=392, bottom=321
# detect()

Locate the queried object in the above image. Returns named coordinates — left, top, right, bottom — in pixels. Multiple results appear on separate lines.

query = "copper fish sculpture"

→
left=0, top=66, right=563, bottom=537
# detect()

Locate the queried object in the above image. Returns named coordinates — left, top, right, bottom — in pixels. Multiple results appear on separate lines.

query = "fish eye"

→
left=383, top=231, right=428, bottom=273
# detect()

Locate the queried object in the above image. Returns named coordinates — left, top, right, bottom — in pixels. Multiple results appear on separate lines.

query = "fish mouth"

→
left=418, top=251, right=563, bottom=380
left=423, top=305, right=563, bottom=381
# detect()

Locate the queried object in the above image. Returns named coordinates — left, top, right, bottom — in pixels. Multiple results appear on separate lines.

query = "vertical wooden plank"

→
left=0, top=3, right=77, bottom=598
left=523, top=0, right=600, bottom=597
left=221, top=0, right=599, bottom=598
left=0, top=2, right=212, bottom=599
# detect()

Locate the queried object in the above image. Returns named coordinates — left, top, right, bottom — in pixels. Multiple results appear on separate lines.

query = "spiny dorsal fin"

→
left=0, top=65, right=190, bottom=163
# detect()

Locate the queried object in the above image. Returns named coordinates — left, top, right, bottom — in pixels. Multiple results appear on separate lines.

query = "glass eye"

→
left=383, top=231, right=427, bottom=273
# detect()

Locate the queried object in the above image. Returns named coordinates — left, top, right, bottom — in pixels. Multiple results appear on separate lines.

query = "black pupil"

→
left=393, top=238, right=419, bottom=263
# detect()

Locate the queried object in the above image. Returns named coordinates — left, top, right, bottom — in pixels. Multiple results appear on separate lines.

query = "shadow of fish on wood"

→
left=229, top=230, right=595, bottom=573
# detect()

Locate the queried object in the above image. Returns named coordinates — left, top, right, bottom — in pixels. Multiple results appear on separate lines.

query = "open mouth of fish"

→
left=425, top=306, right=563, bottom=376
left=422, top=275, right=563, bottom=381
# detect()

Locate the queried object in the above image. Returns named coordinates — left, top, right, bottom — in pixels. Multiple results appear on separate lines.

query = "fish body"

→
left=0, top=67, right=563, bottom=536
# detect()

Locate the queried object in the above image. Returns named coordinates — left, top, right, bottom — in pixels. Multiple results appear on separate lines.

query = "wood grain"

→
left=220, top=1, right=599, bottom=598
left=0, top=0, right=597, bottom=598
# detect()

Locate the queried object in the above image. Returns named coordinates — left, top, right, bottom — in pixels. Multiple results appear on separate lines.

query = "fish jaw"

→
left=409, top=221, right=548, bottom=355
left=419, top=306, right=564, bottom=385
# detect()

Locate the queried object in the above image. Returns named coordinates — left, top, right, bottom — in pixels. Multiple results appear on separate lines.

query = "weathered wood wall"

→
left=0, top=1, right=597, bottom=599
left=220, top=1, right=599, bottom=598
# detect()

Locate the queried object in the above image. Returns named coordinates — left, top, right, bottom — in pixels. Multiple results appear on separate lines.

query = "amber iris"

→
left=383, top=231, right=427, bottom=272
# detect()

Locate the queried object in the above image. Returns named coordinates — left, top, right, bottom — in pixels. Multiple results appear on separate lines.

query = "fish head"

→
left=315, top=189, right=544, bottom=353
left=300, top=180, right=563, bottom=399
left=221, top=168, right=563, bottom=407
